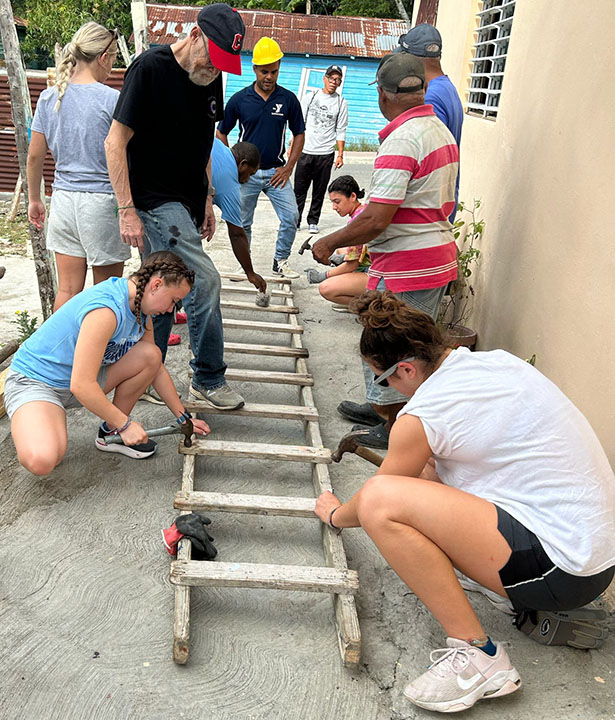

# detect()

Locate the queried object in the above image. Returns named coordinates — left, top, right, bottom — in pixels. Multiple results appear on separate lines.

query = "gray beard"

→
left=189, top=67, right=219, bottom=86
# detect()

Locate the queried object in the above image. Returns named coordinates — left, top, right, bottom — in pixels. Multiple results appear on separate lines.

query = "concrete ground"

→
left=1, top=155, right=614, bottom=720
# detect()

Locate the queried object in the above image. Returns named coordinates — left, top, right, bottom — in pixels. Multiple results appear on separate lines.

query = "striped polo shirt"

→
left=367, top=104, right=459, bottom=292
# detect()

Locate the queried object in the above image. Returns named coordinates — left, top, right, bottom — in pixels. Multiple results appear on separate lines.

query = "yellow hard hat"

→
left=252, top=37, right=284, bottom=65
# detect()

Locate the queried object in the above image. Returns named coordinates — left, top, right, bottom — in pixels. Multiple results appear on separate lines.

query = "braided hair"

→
left=130, top=251, right=195, bottom=330
left=54, top=22, right=117, bottom=112
left=350, top=290, right=449, bottom=373
left=328, top=175, right=365, bottom=199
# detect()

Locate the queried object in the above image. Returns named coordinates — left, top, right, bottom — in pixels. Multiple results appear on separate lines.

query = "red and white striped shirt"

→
left=367, top=104, right=459, bottom=292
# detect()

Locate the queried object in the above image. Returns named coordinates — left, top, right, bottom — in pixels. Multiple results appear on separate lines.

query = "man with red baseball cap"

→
left=106, top=4, right=253, bottom=411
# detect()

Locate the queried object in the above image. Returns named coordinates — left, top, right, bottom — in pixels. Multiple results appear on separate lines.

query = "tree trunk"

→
left=131, top=1, right=150, bottom=56
left=394, top=0, right=412, bottom=29
left=0, top=0, right=55, bottom=320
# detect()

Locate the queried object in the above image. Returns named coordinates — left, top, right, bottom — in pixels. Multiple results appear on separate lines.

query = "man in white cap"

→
left=105, top=3, right=249, bottom=411
left=217, top=37, right=305, bottom=279
left=293, top=64, right=349, bottom=234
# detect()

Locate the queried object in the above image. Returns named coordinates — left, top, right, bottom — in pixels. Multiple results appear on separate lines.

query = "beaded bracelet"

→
left=115, top=204, right=135, bottom=216
left=112, top=417, right=131, bottom=435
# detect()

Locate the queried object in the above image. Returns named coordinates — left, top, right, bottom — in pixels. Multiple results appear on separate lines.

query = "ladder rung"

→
left=221, top=300, right=299, bottom=314
left=179, top=438, right=331, bottom=463
left=221, top=284, right=293, bottom=298
left=184, top=400, right=318, bottom=421
left=225, top=368, right=313, bottom=386
left=170, top=560, right=359, bottom=594
left=223, top=318, right=303, bottom=334
left=220, top=272, right=292, bottom=285
left=175, top=490, right=317, bottom=517
left=224, top=341, right=308, bottom=358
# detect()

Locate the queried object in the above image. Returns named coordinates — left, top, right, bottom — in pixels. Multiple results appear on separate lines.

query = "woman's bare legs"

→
left=356, top=473, right=512, bottom=641
left=92, top=262, right=124, bottom=285
left=54, top=253, right=87, bottom=310
left=103, top=341, right=162, bottom=426
left=319, top=271, right=368, bottom=306
left=11, top=402, right=68, bottom=475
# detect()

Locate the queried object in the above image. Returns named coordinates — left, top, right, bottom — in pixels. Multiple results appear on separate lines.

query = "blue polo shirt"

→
left=211, top=138, right=242, bottom=227
left=218, top=83, right=305, bottom=170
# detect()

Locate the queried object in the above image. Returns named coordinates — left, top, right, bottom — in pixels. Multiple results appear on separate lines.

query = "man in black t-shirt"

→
left=105, top=4, right=251, bottom=411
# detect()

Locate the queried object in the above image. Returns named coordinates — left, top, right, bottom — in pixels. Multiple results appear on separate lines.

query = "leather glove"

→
left=175, top=513, right=217, bottom=560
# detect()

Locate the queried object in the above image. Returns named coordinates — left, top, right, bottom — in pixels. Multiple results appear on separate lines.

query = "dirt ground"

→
left=1, top=154, right=614, bottom=720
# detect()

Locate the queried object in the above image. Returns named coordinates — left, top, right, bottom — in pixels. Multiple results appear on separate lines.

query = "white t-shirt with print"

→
left=399, top=347, right=615, bottom=576
left=301, top=90, right=348, bottom=155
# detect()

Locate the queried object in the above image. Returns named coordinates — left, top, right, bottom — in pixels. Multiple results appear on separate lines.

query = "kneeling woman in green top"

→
left=6, top=251, right=209, bottom=475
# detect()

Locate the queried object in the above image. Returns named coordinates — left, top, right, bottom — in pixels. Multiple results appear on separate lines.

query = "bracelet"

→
left=176, top=409, right=192, bottom=425
left=328, top=506, right=343, bottom=534
left=115, top=204, right=135, bottom=215
left=112, top=417, right=131, bottom=435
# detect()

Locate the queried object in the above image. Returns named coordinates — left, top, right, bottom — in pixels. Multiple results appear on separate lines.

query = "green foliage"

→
left=21, top=0, right=133, bottom=66
left=439, top=199, right=485, bottom=329
left=345, top=136, right=379, bottom=152
left=12, top=310, right=38, bottom=343
left=335, top=0, right=406, bottom=18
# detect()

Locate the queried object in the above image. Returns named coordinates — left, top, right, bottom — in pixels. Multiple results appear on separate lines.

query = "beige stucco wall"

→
left=435, top=0, right=615, bottom=467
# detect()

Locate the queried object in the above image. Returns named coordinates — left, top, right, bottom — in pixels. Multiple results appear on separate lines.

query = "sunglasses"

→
left=373, top=356, right=416, bottom=387
left=101, top=28, right=118, bottom=56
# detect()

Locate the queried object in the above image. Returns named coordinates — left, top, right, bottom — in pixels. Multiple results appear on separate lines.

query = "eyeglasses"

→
left=325, top=75, right=342, bottom=84
left=373, top=356, right=416, bottom=387
left=101, top=28, right=118, bottom=57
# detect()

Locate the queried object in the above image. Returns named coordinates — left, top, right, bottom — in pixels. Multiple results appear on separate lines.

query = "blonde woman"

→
left=27, top=22, right=130, bottom=310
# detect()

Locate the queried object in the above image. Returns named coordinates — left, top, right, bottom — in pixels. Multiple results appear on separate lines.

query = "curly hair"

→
left=350, top=290, right=448, bottom=372
left=328, top=175, right=365, bottom=200
left=130, top=251, right=195, bottom=330
left=54, top=22, right=117, bottom=112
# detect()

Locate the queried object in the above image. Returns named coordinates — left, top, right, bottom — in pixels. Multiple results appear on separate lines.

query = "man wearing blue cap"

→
left=397, top=24, right=463, bottom=223
left=106, top=4, right=249, bottom=411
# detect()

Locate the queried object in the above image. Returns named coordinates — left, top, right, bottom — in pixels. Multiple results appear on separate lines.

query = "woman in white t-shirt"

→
left=27, top=22, right=129, bottom=310
left=316, top=290, right=615, bottom=714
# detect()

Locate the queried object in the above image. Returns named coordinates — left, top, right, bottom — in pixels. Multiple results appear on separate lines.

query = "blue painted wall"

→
left=222, top=53, right=384, bottom=148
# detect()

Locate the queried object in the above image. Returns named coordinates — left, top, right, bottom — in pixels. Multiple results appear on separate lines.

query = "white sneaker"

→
left=139, top=385, right=164, bottom=405
left=308, top=224, right=319, bottom=234
left=332, top=303, right=352, bottom=313
left=272, top=259, right=300, bottom=279
left=456, top=571, right=516, bottom=615
left=403, top=638, right=521, bottom=713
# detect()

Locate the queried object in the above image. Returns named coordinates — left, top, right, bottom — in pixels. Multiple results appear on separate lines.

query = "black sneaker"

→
left=350, top=422, right=390, bottom=449
left=95, top=426, right=158, bottom=459
left=337, top=400, right=383, bottom=426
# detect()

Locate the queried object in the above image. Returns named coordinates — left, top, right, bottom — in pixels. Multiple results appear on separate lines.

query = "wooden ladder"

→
left=170, top=272, right=361, bottom=668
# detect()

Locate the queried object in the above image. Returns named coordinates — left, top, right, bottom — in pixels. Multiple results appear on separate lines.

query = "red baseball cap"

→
left=197, top=4, right=245, bottom=75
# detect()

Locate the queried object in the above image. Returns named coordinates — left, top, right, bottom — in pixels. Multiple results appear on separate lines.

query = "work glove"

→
left=175, top=512, right=217, bottom=561
left=514, top=606, right=609, bottom=649
left=304, top=268, right=328, bottom=284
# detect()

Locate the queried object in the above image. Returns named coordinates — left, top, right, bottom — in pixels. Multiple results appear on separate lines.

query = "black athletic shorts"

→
left=495, top=505, right=615, bottom=613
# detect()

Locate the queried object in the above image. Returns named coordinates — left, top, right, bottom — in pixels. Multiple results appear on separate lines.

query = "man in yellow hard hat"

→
left=217, top=37, right=305, bottom=278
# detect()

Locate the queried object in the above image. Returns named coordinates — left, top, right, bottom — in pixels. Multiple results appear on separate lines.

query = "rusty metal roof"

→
left=146, top=4, right=407, bottom=58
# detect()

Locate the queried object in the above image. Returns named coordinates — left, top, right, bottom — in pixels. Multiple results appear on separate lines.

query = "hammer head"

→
left=298, top=238, right=312, bottom=255
left=331, top=429, right=372, bottom=463
left=179, top=418, right=194, bottom=448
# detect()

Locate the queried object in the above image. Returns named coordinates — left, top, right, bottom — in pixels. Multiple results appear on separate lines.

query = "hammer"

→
left=298, top=237, right=312, bottom=255
left=106, top=418, right=194, bottom=448
left=331, top=429, right=383, bottom=467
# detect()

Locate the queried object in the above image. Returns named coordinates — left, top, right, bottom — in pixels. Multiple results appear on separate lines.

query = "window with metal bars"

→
left=467, top=0, right=516, bottom=119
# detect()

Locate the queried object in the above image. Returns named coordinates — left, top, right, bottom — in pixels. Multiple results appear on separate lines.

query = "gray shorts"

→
left=4, top=367, right=108, bottom=419
left=363, top=280, right=447, bottom=405
left=47, top=189, right=131, bottom=266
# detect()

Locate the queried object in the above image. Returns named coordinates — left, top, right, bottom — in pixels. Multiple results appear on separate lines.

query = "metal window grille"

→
left=467, top=0, right=516, bottom=119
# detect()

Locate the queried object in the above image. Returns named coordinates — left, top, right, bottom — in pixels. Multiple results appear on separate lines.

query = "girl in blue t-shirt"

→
left=6, top=251, right=209, bottom=474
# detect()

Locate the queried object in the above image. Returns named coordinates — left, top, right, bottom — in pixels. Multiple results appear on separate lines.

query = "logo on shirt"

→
left=209, top=98, right=217, bottom=119
left=271, top=103, right=284, bottom=116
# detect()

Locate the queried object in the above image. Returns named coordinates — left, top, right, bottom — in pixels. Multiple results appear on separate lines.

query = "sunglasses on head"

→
left=373, top=356, right=416, bottom=387
left=101, top=28, right=118, bottom=56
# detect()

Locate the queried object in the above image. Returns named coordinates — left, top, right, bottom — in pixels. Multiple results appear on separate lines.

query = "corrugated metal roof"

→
left=146, top=4, right=407, bottom=59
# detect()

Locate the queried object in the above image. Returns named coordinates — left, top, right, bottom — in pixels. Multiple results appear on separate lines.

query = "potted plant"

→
left=438, top=199, right=484, bottom=350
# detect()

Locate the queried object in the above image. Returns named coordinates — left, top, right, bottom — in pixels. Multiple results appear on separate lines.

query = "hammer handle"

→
left=355, top=446, right=383, bottom=467
left=105, top=424, right=179, bottom=444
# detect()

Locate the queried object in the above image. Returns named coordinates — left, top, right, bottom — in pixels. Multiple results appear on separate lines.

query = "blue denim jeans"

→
left=240, top=168, right=299, bottom=260
left=138, top=202, right=226, bottom=390
left=362, top=279, right=447, bottom=405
